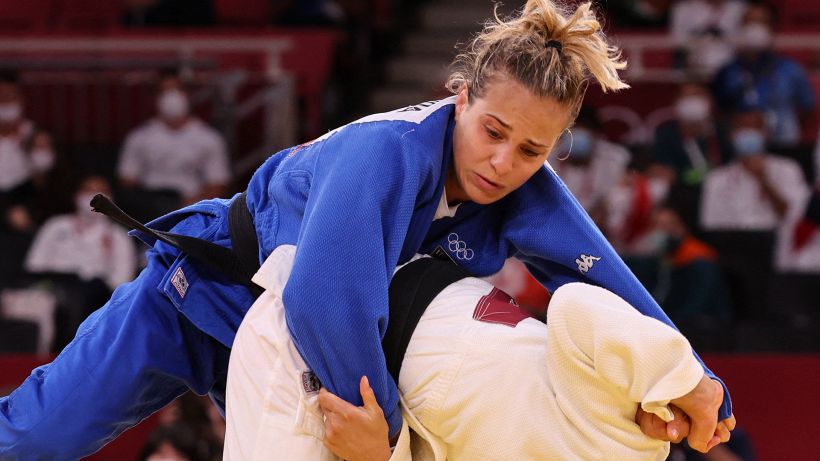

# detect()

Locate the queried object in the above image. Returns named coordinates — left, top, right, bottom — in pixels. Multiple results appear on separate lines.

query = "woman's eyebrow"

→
left=486, top=113, right=548, bottom=148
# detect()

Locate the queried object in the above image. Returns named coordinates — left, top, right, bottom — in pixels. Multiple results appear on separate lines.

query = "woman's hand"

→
left=318, top=376, right=392, bottom=461
left=636, top=376, right=736, bottom=453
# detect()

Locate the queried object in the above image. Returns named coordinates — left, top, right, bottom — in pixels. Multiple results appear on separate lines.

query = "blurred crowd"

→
left=0, top=0, right=818, bottom=359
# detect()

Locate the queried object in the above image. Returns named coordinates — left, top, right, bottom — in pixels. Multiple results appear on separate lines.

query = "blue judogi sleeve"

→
left=507, top=166, right=733, bottom=421
left=280, top=122, right=437, bottom=436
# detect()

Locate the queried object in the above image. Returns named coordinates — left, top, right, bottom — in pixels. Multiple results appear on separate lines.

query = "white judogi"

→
left=224, top=245, right=704, bottom=460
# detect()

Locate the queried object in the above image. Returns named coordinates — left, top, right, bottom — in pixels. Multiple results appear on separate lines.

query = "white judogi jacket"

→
left=224, top=245, right=704, bottom=461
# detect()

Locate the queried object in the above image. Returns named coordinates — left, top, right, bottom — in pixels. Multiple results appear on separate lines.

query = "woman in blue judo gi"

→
left=0, top=1, right=734, bottom=459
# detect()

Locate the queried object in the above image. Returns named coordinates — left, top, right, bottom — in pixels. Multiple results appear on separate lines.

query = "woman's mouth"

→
left=473, top=172, right=502, bottom=192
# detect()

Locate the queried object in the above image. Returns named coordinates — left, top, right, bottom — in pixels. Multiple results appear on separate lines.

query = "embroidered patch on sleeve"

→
left=301, top=371, right=322, bottom=395
left=473, top=287, right=536, bottom=328
left=171, top=267, right=189, bottom=298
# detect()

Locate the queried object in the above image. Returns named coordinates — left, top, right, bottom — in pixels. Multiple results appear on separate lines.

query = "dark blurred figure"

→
left=607, top=0, right=673, bottom=28
left=652, top=82, right=733, bottom=187
left=122, top=0, right=215, bottom=27
left=270, top=0, right=344, bottom=26
left=117, top=70, right=230, bottom=222
left=650, top=82, right=733, bottom=230
left=139, top=424, right=205, bottom=461
left=154, top=393, right=225, bottom=461
left=655, top=203, right=732, bottom=331
left=712, top=3, right=816, bottom=149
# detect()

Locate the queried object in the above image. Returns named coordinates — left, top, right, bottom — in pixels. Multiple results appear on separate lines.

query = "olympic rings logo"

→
left=447, top=233, right=474, bottom=260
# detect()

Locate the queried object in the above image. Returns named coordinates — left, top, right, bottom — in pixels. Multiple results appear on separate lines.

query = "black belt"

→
left=92, top=192, right=467, bottom=381
left=91, top=192, right=263, bottom=298
left=383, top=257, right=471, bottom=384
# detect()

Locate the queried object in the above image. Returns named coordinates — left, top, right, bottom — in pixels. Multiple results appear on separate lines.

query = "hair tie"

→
left=546, top=39, right=562, bottom=54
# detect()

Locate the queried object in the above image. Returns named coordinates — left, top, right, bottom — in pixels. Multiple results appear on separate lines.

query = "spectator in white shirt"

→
left=118, top=71, right=230, bottom=219
left=25, top=176, right=137, bottom=291
left=24, top=176, right=137, bottom=350
left=700, top=110, right=808, bottom=231
left=670, top=0, right=747, bottom=77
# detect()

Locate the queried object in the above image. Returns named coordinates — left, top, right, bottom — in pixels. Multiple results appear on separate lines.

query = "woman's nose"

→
left=489, top=147, right=514, bottom=176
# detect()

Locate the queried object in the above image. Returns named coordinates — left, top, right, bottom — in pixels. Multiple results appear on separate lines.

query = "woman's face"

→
left=448, top=74, right=572, bottom=205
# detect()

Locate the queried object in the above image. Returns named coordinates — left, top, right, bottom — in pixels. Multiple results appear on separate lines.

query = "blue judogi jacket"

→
left=161, top=98, right=732, bottom=435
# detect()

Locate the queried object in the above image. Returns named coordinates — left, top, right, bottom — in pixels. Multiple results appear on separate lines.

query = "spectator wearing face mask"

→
left=699, top=109, right=808, bottom=319
left=20, top=175, right=137, bottom=350
left=711, top=3, right=816, bottom=149
left=548, top=105, right=631, bottom=226
left=669, top=0, right=747, bottom=78
left=700, top=109, right=808, bottom=231
left=650, top=82, right=734, bottom=231
left=117, top=71, right=230, bottom=221
left=651, top=82, right=733, bottom=187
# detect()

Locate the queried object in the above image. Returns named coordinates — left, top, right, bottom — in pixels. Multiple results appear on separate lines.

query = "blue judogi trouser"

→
left=0, top=198, right=254, bottom=461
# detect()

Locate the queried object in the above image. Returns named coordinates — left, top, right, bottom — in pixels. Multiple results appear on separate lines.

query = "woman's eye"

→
left=485, top=127, right=501, bottom=139
left=522, top=149, right=540, bottom=157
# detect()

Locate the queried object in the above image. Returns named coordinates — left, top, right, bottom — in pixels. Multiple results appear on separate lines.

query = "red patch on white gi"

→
left=473, top=287, right=533, bottom=327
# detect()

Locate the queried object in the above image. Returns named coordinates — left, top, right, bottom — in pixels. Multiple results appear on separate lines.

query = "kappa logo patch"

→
left=171, top=267, right=189, bottom=298
left=575, top=254, right=601, bottom=273
left=301, top=371, right=322, bottom=395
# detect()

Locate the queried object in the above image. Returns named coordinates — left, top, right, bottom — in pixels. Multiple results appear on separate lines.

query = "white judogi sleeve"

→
left=225, top=249, right=704, bottom=461
left=394, top=281, right=704, bottom=461
left=224, top=245, right=336, bottom=461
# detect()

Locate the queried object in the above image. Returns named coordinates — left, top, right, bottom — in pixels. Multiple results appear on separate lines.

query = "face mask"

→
left=157, top=90, right=189, bottom=121
left=675, top=96, right=710, bottom=123
left=560, top=128, right=594, bottom=159
left=29, top=148, right=54, bottom=173
left=732, top=128, right=765, bottom=157
left=75, top=192, right=100, bottom=218
left=738, top=23, right=772, bottom=51
left=0, top=102, right=22, bottom=123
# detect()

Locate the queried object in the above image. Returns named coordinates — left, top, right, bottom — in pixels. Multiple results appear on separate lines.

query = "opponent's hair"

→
left=446, top=0, right=628, bottom=121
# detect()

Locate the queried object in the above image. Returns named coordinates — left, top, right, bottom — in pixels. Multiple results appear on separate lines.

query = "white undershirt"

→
left=433, top=187, right=460, bottom=220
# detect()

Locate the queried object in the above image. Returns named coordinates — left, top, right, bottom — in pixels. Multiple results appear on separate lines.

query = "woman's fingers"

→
left=359, top=376, right=383, bottom=416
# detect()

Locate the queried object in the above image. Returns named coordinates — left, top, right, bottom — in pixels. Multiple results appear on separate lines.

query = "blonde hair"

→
left=446, top=0, right=628, bottom=120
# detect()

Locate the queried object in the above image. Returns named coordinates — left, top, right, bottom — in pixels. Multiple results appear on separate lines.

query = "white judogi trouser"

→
left=223, top=246, right=704, bottom=460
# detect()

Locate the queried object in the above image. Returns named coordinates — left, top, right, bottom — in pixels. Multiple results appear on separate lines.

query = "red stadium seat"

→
left=777, top=0, right=820, bottom=30
left=214, top=0, right=271, bottom=26
left=0, top=0, right=53, bottom=33
left=51, top=0, right=122, bottom=31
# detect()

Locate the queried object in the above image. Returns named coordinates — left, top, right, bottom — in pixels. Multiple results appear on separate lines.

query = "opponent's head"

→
left=445, top=0, right=628, bottom=204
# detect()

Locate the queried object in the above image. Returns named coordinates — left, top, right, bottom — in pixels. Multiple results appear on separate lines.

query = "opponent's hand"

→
left=636, top=407, right=736, bottom=447
left=670, top=375, right=725, bottom=452
left=318, top=376, right=392, bottom=461
left=635, top=404, right=690, bottom=443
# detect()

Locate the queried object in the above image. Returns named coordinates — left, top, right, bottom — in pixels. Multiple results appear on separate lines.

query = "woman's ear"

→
left=454, top=85, right=469, bottom=121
